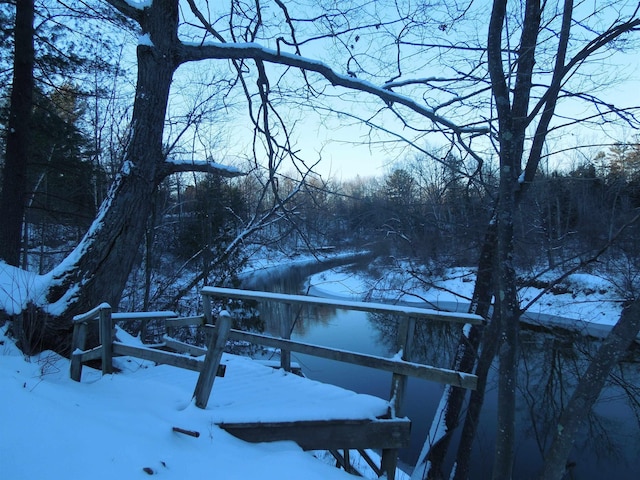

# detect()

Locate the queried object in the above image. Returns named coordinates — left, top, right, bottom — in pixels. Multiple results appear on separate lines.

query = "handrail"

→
left=112, top=311, right=177, bottom=320
left=69, top=308, right=220, bottom=382
left=69, top=289, right=482, bottom=404
left=73, top=307, right=178, bottom=324
left=221, top=326, right=476, bottom=389
left=201, top=286, right=485, bottom=325
left=72, top=302, right=111, bottom=323
left=199, top=287, right=481, bottom=416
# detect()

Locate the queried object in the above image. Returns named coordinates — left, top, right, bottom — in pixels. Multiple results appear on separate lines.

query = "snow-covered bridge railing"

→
left=197, top=287, right=482, bottom=410
left=69, top=287, right=484, bottom=480
left=69, top=306, right=224, bottom=382
left=195, top=287, right=483, bottom=480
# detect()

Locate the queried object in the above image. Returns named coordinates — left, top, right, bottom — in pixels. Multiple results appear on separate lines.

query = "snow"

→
left=124, top=0, right=152, bottom=10
left=0, top=261, right=49, bottom=315
left=203, top=286, right=483, bottom=324
left=122, top=159, right=134, bottom=175
left=518, top=171, right=526, bottom=184
left=111, top=310, right=177, bottom=320
left=308, top=266, right=478, bottom=306
left=305, top=265, right=630, bottom=340
left=112, top=348, right=390, bottom=424
left=305, top=267, right=369, bottom=300
left=410, top=385, right=451, bottom=480
left=139, top=33, right=153, bottom=47
left=165, top=158, right=244, bottom=176
left=0, top=325, right=382, bottom=480
left=0, top=254, right=631, bottom=339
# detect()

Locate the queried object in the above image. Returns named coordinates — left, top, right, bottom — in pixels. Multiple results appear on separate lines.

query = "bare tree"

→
left=407, top=1, right=640, bottom=478
left=31, top=0, right=484, bottom=331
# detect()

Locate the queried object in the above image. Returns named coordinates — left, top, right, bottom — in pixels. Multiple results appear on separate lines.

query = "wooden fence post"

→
left=99, top=304, right=113, bottom=375
left=70, top=321, right=88, bottom=381
left=381, top=449, right=398, bottom=480
left=388, top=316, right=415, bottom=417
left=203, top=292, right=214, bottom=325
left=382, top=315, right=416, bottom=480
left=280, top=303, right=292, bottom=372
left=194, top=309, right=232, bottom=409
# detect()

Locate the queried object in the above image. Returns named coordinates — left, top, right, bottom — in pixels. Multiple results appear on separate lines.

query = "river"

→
left=244, top=261, right=640, bottom=479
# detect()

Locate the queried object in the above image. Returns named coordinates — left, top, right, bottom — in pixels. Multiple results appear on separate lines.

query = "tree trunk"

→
left=0, top=0, right=34, bottom=266
left=492, top=170, right=519, bottom=480
left=539, top=298, right=640, bottom=480
left=419, top=223, right=496, bottom=480
left=452, top=304, right=501, bottom=480
left=39, top=1, right=180, bottom=351
left=420, top=0, right=541, bottom=476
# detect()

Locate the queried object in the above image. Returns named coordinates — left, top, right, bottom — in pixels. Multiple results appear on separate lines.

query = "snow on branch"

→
left=163, top=159, right=246, bottom=178
left=123, top=0, right=151, bottom=10
left=104, top=0, right=145, bottom=22
left=177, top=42, right=489, bottom=135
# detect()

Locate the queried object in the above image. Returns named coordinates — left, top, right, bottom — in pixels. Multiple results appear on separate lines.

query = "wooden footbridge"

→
left=70, top=287, right=483, bottom=479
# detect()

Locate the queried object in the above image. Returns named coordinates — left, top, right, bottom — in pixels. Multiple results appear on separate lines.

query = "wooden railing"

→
left=69, top=287, right=484, bottom=480
left=198, top=287, right=482, bottom=415
left=71, top=287, right=483, bottom=409
left=69, top=307, right=225, bottom=382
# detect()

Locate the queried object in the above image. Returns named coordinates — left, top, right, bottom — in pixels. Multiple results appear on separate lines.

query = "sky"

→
left=205, top=0, right=640, bottom=181
left=291, top=62, right=640, bottom=181
left=91, top=1, right=640, bottom=183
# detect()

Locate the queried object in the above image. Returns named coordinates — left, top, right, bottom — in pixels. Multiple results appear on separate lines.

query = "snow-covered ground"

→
left=0, top=253, right=401, bottom=480
left=0, top=261, right=50, bottom=315
left=0, top=324, right=397, bottom=480
left=5, top=251, right=624, bottom=339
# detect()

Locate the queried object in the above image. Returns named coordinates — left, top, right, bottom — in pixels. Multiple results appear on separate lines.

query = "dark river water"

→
left=244, top=261, right=640, bottom=479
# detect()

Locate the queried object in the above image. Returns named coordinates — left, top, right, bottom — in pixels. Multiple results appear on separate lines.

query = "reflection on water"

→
left=286, top=306, right=640, bottom=479
left=516, top=330, right=640, bottom=478
left=297, top=310, right=459, bottom=469
left=243, top=263, right=640, bottom=479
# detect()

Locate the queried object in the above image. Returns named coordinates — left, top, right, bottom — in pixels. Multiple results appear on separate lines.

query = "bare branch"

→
left=520, top=210, right=640, bottom=314
left=160, top=159, right=246, bottom=179
left=184, top=0, right=226, bottom=43
left=523, top=8, right=640, bottom=186
left=177, top=41, right=488, bottom=135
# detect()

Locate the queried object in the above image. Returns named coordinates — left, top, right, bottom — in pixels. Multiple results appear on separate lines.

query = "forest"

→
left=1, top=1, right=640, bottom=479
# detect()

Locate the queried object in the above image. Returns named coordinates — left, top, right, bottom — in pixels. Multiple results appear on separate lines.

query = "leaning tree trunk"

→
left=40, top=1, right=180, bottom=351
left=451, top=308, right=501, bottom=480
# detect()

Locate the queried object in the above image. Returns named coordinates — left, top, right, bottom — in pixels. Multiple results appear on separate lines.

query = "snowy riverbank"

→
left=305, top=265, right=631, bottom=341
